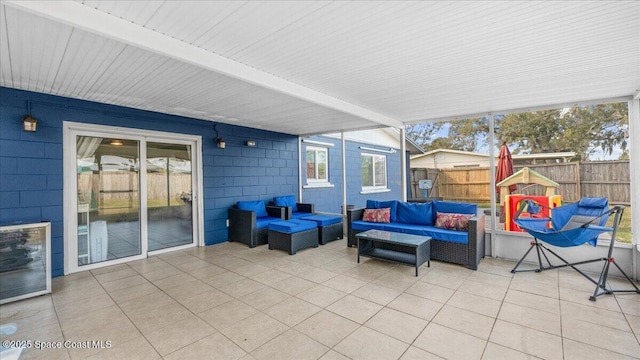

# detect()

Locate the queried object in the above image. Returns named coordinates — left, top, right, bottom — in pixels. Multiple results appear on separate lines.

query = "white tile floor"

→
left=2, top=238, right=640, bottom=360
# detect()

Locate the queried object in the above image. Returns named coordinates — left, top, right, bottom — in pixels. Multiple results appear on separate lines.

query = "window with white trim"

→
left=361, top=153, right=387, bottom=191
left=306, top=146, right=328, bottom=183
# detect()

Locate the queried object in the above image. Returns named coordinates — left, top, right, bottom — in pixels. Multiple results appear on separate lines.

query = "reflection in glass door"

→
left=147, top=142, right=193, bottom=251
left=76, top=136, right=141, bottom=266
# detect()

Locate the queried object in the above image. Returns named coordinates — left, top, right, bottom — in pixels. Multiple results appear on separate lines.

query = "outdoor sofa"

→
left=347, top=200, right=485, bottom=270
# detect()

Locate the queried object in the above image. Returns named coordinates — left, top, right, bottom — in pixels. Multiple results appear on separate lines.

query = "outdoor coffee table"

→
left=356, top=229, right=431, bottom=276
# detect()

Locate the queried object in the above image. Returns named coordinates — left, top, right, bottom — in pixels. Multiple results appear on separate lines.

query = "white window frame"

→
left=361, top=152, right=389, bottom=193
left=305, top=146, right=330, bottom=186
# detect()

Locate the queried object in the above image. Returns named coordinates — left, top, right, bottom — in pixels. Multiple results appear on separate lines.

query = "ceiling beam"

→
left=4, top=0, right=403, bottom=129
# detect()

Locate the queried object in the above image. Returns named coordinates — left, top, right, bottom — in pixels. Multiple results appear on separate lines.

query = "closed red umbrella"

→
left=496, top=143, right=517, bottom=195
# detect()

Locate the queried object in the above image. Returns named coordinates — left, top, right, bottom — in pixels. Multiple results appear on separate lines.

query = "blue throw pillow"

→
left=433, top=201, right=477, bottom=215
left=366, top=200, right=398, bottom=222
left=274, top=195, right=298, bottom=212
left=396, top=201, right=433, bottom=225
left=237, top=200, right=268, bottom=218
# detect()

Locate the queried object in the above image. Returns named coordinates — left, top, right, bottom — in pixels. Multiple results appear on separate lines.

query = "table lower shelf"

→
left=359, top=248, right=416, bottom=265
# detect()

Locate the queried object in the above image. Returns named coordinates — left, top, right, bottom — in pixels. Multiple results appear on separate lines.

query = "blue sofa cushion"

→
left=352, top=220, right=387, bottom=232
left=433, top=201, right=477, bottom=216
left=366, top=200, right=399, bottom=222
left=353, top=221, right=468, bottom=244
left=301, top=214, right=342, bottom=226
left=382, top=223, right=469, bottom=244
left=268, top=219, right=317, bottom=234
left=238, top=200, right=268, bottom=218
left=291, top=212, right=310, bottom=219
left=396, top=201, right=433, bottom=225
left=274, top=195, right=298, bottom=212
left=256, top=216, right=283, bottom=229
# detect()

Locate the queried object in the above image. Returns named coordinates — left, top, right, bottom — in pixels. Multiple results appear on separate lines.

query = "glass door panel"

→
left=146, top=142, right=193, bottom=251
left=76, top=136, right=141, bottom=266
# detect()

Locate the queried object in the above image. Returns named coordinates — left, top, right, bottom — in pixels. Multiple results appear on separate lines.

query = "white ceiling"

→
left=1, top=1, right=639, bottom=135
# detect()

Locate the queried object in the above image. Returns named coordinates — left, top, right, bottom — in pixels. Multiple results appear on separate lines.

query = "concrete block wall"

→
left=0, top=87, right=298, bottom=276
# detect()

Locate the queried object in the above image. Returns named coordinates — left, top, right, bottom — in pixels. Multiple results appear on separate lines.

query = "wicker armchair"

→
left=228, top=202, right=285, bottom=248
left=270, top=195, right=314, bottom=220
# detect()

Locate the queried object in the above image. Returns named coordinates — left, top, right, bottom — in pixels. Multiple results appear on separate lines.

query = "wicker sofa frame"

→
left=347, top=207, right=485, bottom=270
left=228, top=205, right=285, bottom=248
left=269, top=202, right=314, bottom=220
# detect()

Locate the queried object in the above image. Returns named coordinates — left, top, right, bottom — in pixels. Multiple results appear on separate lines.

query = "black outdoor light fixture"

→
left=22, top=101, right=37, bottom=132
left=214, top=124, right=225, bottom=149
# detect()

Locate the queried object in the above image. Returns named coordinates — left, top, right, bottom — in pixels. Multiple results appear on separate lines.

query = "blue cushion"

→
left=577, top=197, right=608, bottom=208
left=301, top=214, right=342, bottom=226
left=268, top=219, right=317, bottom=234
left=352, top=221, right=468, bottom=244
left=352, top=220, right=387, bottom=232
left=256, top=216, right=282, bottom=229
left=274, top=195, right=298, bottom=213
left=382, top=223, right=469, bottom=244
left=366, top=200, right=398, bottom=222
left=433, top=201, right=477, bottom=215
left=396, top=201, right=433, bottom=225
left=238, top=200, right=268, bottom=217
left=291, top=211, right=311, bottom=219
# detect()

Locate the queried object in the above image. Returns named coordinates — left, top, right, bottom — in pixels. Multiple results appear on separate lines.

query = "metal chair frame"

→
left=511, top=200, right=639, bottom=301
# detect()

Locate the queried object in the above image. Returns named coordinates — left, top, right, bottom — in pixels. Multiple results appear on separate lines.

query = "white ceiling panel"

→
left=1, top=1, right=638, bottom=135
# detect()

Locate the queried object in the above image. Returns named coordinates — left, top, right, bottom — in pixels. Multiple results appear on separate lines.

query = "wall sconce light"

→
left=110, top=139, right=124, bottom=146
left=213, top=124, right=225, bottom=149
left=22, top=115, right=38, bottom=132
left=246, top=140, right=256, bottom=147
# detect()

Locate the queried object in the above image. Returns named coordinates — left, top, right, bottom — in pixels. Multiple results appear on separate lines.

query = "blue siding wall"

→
left=301, top=135, right=402, bottom=213
left=345, top=140, right=402, bottom=208
left=300, top=136, right=343, bottom=213
left=0, top=87, right=298, bottom=277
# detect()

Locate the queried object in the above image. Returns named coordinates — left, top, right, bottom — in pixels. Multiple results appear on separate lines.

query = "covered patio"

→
left=1, top=1, right=640, bottom=359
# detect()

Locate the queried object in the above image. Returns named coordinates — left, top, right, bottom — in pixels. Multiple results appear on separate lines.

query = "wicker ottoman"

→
left=300, top=214, right=343, bottom=245
left=268, top=219, right=319, bottom=255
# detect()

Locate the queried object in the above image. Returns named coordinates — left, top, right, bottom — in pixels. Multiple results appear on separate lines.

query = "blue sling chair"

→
left=511, top=197, right=639, bottom=301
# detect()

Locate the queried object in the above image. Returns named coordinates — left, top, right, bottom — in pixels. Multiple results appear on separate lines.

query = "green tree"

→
left=405, top=122, right=443, bottom=149
left=406, top=118, right=489, bottom=152
left=408, top=102, right=628, bottom=160
left=447, top=118, right=489, bottom=152
left=498, top=103, right=628, bottom=160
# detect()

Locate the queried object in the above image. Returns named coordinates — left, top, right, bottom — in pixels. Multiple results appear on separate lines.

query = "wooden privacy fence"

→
left=411, top=160, right=631, bottom=205
left=77, top=172, right=192, bottom=210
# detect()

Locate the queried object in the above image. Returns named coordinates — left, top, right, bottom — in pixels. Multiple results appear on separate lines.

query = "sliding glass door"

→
left=76, top=136, right=142, bottom=266
left=65, top=123, right=201, bottom=273
left=146, top=142, right=193, bottom=251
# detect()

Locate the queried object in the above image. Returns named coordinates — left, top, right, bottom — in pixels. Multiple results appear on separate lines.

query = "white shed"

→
left=410, top=149, right=489, bottom=169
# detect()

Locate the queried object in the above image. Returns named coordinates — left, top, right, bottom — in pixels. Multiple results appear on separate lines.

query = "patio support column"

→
left=488, top=114, right=496, bottom=258
left=400, top=127, right=407, bottom=202
left=341, top=131, right=347, bottom=218
left=298, top=136, right=303, bottom=202
left=630, top=96, right=639, bottom=280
